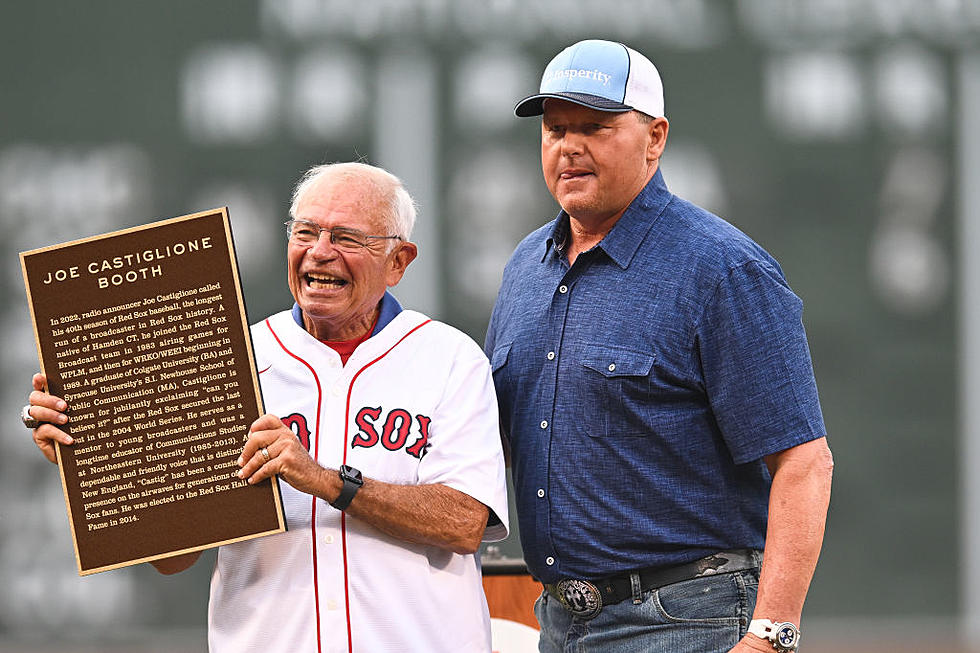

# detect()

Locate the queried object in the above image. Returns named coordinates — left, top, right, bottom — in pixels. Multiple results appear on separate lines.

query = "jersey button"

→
left=324, top=534, right=334, bottom=544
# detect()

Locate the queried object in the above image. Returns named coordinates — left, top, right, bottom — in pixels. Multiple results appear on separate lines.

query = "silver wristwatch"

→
left=748, top=619, right=801, bottom=652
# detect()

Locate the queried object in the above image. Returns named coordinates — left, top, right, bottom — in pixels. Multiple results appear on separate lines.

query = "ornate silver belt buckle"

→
left=555, top=579, right=602, bottom=619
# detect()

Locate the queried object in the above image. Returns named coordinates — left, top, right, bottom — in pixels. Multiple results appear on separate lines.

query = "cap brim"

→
left=514, top=92, right=633, bottom=117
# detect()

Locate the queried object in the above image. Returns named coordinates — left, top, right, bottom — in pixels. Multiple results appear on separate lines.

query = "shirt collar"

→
left=543, top=168, right=672, bottom=269
left=543, top=216, right=571, bottom=263
left=291, top=290, right=404, bottom=337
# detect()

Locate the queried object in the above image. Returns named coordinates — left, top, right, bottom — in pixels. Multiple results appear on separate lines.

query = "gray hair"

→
left=288, top=161, right=417, bottom=240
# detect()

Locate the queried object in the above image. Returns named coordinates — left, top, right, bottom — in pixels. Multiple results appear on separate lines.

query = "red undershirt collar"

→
left=319, top=311, right=380, bottom=365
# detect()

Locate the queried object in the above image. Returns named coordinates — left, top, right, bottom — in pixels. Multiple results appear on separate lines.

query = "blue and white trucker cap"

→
left=515, top=40, right=665, bottom=118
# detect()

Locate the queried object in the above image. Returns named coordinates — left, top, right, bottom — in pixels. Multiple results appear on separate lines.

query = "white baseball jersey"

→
left=208, top=306, right=509, bottom=653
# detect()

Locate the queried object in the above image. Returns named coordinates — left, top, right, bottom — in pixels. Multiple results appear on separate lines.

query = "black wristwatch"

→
left=330, top=465, right=363, bottom=511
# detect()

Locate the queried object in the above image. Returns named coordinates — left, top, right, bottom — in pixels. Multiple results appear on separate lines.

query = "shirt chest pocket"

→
left=575, top=346, right=656, bottom=438
left=490, top=342, right=512, bottom=374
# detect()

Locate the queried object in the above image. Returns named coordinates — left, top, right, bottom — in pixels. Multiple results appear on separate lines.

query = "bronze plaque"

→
left=20, top=208, right=286, bottom=575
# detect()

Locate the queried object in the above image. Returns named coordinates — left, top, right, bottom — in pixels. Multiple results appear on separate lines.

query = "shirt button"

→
left=540, top=420, right=548, bottom=429
left=546, top=556, right=555, bottom=566
left=325, top=534, right=334, bottom=544
left=327, top=600, right=338, bottom=611
left=559, top=285, right=568, bottom=294
left=537, top=488, right=545, bottom=498
left=608, top=363, right=616, bottom=372
left=547, top=351, right=556, bottom=361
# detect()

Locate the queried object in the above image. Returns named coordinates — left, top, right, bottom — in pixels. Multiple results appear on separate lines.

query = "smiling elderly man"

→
left=27, top=161, right=509, bottom=653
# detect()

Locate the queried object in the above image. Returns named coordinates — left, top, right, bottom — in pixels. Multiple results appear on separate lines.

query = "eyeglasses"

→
left=284, top=219, right=403, bottom=252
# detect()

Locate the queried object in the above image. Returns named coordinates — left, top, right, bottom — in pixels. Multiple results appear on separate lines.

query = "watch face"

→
left=775, top=623, right=800, bottom=650
left=340, top=465, right=363, bottom=483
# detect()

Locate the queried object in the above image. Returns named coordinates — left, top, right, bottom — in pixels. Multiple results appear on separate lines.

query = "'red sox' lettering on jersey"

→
left=281, top=412, right=312, bottom=451
left=352, top=406, right=430, bottom=458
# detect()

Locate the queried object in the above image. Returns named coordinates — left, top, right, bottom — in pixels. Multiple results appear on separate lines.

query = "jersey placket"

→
left=315, top=353, right=351, bottom=643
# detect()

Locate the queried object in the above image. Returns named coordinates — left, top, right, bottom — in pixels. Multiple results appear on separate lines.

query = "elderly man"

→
left=28, top=161, right=509, bottom=653
left=485, top=40, right=833, bottom=653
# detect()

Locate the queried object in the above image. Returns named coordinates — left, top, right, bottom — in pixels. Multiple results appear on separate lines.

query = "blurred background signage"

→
left=1, top=1, right=975, bottom=649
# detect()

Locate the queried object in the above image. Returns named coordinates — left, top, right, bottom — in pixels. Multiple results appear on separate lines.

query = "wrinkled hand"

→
left=729, top=634, right=775, bottom=652
left=238, top=413, right=331, bottom=497
left=28, top=373, right=72, bottom=463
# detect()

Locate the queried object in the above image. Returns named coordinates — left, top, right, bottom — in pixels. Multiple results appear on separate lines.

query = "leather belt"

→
left=544, top=549, right=761, bottom=620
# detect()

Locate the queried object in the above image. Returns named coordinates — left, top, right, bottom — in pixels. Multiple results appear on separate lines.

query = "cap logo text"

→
left=546, top=68, right=611, bottom=86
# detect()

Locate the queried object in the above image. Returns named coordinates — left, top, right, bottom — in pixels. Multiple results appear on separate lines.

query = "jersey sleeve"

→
left=697, top=260, right=827, bottom=464
left=417, top=332, right=510, bottom=542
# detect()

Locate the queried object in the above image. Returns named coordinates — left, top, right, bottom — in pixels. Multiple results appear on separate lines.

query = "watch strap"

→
left=748, top=619, right=774, bottom=641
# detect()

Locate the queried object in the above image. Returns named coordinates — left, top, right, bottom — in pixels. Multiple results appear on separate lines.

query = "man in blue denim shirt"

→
left=485, top=40, right=833, bottom=653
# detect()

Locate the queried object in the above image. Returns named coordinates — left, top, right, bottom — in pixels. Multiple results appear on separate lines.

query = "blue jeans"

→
left=535, top=568, right=759, bottom=653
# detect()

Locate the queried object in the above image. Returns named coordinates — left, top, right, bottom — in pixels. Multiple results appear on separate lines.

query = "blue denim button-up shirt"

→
left=485, top=170, right=825, bottom=584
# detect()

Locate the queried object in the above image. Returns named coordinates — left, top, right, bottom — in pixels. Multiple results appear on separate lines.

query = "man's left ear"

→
left=647, top=117, right=669, bottom=161
left=385, top=241, right=418, bottom=287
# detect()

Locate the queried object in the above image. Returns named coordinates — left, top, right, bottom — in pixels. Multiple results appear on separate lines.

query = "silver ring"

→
left=21, top=405, right=40, bottom=430
left=260, top=447, right=271, bottom=462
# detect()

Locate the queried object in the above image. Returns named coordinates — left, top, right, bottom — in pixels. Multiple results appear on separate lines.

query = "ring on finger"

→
left=260, top=447, right=271, bottom=462
left=21, top=405, right=40, bottom=430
